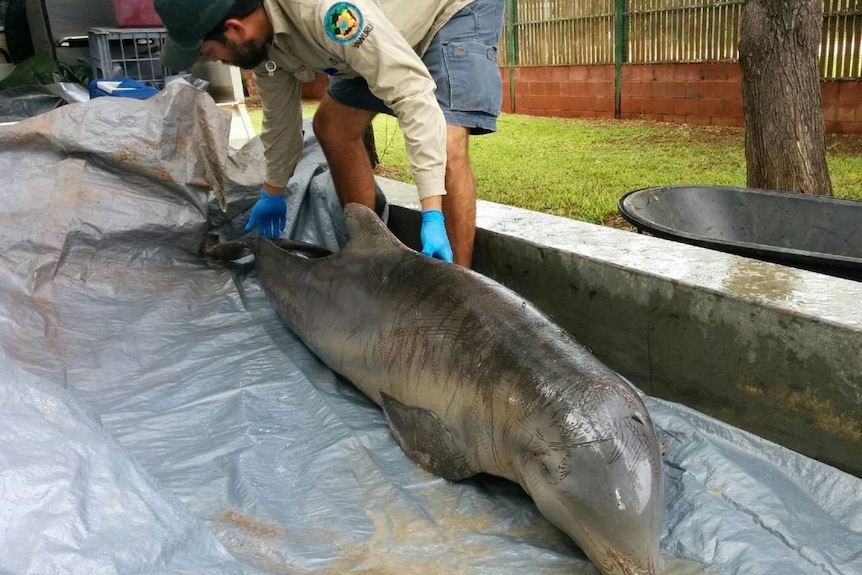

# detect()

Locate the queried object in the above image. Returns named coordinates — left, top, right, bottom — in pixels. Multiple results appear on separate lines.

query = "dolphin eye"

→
left=534, top=456, right=561, bottom=484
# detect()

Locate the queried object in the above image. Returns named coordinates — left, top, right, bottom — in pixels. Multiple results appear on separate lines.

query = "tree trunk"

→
left=738, top=0, right=832, bottom=195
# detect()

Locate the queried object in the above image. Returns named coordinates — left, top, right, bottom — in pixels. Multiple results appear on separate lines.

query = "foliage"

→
left=0, top=53, right=91, bottom=90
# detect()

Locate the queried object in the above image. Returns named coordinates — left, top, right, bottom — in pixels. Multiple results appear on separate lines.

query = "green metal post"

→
left=614, top=0, right=627, bottom=119
left=505, top=0, right=517, bottom=113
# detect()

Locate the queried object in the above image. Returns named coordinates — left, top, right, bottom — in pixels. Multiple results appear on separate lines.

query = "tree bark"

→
left=739, top=0, right=832, bottom=195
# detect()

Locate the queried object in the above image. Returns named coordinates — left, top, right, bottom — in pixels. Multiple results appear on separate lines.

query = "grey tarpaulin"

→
left=0, top=82, right=90, bottom=123
left=0, top=82, right=860, bottom=575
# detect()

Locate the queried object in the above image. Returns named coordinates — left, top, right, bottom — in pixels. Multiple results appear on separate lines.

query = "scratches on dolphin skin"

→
left=621, top=415, right=653, bottom=465
left=606, top=439, right=624, bottom=465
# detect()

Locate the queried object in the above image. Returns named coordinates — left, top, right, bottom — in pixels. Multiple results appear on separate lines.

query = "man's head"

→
left=155, top=0, right=270, bottom=71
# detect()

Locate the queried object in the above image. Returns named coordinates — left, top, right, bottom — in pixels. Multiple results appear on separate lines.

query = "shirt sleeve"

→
left=310, top=0, right=448, bottom=200
left=254, top=64, right=304, bottom=190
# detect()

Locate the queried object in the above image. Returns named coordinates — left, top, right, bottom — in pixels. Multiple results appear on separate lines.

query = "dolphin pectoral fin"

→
left=380, top=392, right=477, bottom=482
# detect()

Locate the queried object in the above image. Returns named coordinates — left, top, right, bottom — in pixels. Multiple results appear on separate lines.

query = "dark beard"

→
left=226, top=38, right=269, bottom=69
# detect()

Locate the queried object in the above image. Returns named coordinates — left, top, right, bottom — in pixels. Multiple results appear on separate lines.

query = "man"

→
left=154, top=0, right=504, bottom=267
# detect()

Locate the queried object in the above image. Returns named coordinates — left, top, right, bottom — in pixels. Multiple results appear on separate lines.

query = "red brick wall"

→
left=501, top=65, right=616, bottom=119
left=250, top=65, right=862, bottom=134
left=501, top=62, right=862, bottom=134
left=621, top=63, right=743, bottom=127
left=821, top=81, right=862, bottom=134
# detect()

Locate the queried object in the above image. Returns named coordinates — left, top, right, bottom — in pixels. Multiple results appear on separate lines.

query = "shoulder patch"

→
left=323, top=2, right=364, bottom=44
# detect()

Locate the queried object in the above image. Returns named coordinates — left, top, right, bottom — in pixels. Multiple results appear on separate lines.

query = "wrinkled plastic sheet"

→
left=0, top=83, right=860, bottom=575
left=0, top=82, right=89, bottom=122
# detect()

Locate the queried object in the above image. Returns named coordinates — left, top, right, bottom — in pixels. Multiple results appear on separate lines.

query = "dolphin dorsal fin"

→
left=344, top=202, right=407, bottom=253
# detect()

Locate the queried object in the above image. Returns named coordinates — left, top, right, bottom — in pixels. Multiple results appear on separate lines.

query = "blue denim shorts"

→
left=327, top=0, right=505, bottom=134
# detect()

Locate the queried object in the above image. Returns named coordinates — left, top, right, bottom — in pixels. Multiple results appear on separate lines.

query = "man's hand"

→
left=245, top=188, right=287, bottom=238
left=420, top=210, right=454, bottom=264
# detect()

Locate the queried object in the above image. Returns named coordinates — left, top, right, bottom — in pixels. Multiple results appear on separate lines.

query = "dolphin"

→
left=207, top=203, right=664, bottom=575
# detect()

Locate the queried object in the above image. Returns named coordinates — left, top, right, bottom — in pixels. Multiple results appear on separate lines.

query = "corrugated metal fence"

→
left=502, top=0, right=862, bottom=80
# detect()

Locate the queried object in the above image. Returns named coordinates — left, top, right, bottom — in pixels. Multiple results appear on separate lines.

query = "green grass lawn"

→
left=246, top=103, right=862, bottom=226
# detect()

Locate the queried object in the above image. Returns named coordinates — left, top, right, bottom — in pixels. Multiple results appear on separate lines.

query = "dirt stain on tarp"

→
left=319, top=502, right=510, bottom=575
left=214, top=509, right=307, bottom=575
left=214, top=494, right=718, bottom=574
left=213, top=490, right=583, bottom=575
left=220, top=509, right=283, bottom=538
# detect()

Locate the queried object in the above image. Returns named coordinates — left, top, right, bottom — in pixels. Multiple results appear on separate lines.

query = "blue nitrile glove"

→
left=420, top=210, right=454, bottom=264
left=245, top=189, right=287, bottom=238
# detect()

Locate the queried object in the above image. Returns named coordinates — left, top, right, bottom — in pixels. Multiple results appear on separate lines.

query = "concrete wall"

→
left=379, top=178, right=862, bottom=478
left=501, top=63, right=862, bottom=134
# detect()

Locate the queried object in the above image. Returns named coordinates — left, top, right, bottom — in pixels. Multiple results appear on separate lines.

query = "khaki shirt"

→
left=255, top=0, right=474, bottom=200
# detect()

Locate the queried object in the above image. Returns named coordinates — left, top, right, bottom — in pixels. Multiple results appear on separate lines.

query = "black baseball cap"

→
left=154, top=0, right=235, bottom=70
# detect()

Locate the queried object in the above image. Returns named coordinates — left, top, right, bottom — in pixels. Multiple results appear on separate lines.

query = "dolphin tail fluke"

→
left=204, top=237, right=333, bottom=266
left=204, top=239, right=254, bottom=264
left=380, top=392, right=477, bottom=482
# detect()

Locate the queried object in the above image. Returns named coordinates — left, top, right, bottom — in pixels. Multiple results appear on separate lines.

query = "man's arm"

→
left=253, top=62, right=305, bottom=193
left=307, top=0, right=449, bottom=202
left=241, top=63, right=304, bottom=237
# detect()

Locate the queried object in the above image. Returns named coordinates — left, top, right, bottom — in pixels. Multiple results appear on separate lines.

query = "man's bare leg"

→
left=315, top=94, right=475, bottom=267
left=313, top=94, right=378, bottom=208
left=444, top=125, right=476, bottom=268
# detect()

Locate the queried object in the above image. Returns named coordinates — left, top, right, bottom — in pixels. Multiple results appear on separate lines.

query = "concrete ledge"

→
left=379, top=177, right=862, bottom=477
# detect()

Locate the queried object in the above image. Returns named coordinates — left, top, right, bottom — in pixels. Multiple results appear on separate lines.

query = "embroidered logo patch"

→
left=323, top=2, right=364, bottom=44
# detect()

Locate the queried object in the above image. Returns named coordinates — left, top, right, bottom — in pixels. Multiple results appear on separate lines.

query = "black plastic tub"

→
left=618, top=185, right=862, bottom=281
